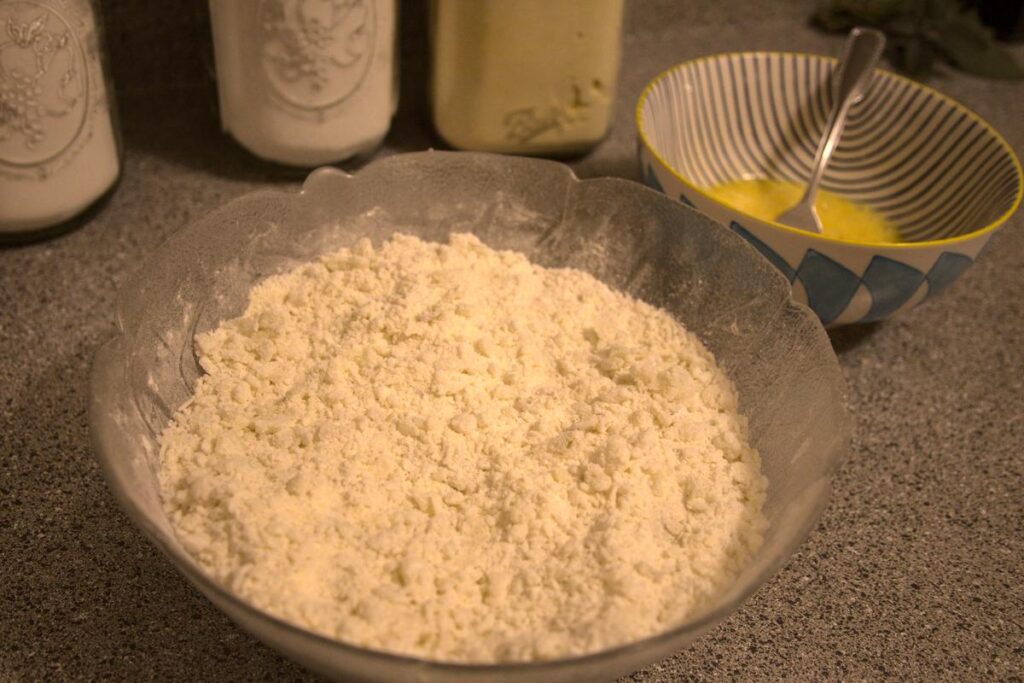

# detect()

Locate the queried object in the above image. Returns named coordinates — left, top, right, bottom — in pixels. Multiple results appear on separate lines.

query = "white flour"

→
left=159, top=233, right=768, bottom=663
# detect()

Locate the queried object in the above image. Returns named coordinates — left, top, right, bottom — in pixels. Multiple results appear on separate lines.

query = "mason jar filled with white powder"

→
left=209, top=0, right=397, bottom=167
left=0, top=0, right=122, bottom=238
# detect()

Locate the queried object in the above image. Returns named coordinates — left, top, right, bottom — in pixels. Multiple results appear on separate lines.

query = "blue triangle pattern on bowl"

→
left=796, top=250, right=861, bottom=325
left=728, top=221, right=797, bottom=283
left=679, top=193, right=695, bottom=208
left=925, top=252, right=973, bottom=298
left=644, top=164, right=664, bottom=194
left=859, top=255, right=926, bottom=322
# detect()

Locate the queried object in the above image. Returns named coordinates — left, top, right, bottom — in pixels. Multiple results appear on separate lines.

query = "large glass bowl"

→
left=89, top=151, right=849, bottom=682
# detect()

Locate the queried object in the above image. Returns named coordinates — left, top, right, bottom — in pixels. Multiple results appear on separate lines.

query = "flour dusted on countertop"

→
left=159, top=233, right=768, bottom=663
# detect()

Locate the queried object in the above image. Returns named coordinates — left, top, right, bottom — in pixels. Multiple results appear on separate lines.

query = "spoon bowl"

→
left=637, top=51, right=1022, bottom=325
left=775, top=27, right=886, bottom=233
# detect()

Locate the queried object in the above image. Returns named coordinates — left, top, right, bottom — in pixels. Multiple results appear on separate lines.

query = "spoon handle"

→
left=801, top=27, right=886, bottom=205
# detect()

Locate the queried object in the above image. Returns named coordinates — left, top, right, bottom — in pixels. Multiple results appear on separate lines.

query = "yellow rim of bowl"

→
left=635, top=51, right=1024, bottom=250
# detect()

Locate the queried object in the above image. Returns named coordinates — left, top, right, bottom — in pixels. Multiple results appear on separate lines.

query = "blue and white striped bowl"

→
left=637, top=52, right=1022, bottom=326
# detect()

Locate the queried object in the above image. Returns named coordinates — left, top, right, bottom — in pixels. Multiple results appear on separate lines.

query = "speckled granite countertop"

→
left=2, top=1, right=1022, bottom=680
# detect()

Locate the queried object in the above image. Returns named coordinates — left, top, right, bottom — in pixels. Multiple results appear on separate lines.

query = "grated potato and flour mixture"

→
left=159, top=233, right=768, bottom=663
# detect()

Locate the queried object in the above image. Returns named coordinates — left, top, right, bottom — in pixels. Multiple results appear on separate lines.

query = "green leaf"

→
left=811, top=0, right=1024, bottom=80
left=813, top=8, right=855, bottom=33
left=890, top=34, right=939, bottom=76
left=932, top=13, right=1024, bottom=79
left=923, top=0, right=958, bottom=27
left=813, top=0, right=904, bottom=32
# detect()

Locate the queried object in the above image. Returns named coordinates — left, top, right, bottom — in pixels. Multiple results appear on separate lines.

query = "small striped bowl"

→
left=637, top=52, right=1022, bottom=326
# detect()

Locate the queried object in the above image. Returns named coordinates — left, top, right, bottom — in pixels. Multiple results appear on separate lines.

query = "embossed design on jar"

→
left=503, top=79, right=598, bottom=145
left=0, top=0, right=88, bottom=168
left=259, top=0, right=375, bottom=117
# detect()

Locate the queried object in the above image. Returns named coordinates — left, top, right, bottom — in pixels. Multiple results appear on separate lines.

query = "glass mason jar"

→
left=0, top=0, right=122, bottom=238
left=208, top=0, right=398, bottom=167
left=430, top=0, right=624, bottom=157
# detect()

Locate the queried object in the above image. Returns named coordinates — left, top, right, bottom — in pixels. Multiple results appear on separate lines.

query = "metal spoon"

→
left=776, top=27, right=886, bottom=233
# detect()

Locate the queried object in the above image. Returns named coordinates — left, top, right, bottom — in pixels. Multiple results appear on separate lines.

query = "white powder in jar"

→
left=0, top=0, right=120, bottom=232
left=208, top=0, right=397, bottom=166
left=159, top=233, right=768, bottom=663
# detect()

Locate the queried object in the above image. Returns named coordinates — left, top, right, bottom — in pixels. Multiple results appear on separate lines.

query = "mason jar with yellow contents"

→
left=429, top=0, right=624, bottom=156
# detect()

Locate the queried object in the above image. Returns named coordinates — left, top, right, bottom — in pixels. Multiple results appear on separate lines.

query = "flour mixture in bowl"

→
left=159, top=233, right=768, bottom=663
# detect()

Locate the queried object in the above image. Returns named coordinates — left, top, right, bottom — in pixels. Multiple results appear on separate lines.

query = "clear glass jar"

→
left=0, top=0, right=122, bottom=238
left=208, top=0, right=398, bottom=167
left=430, top=0, right=624, bottom=156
